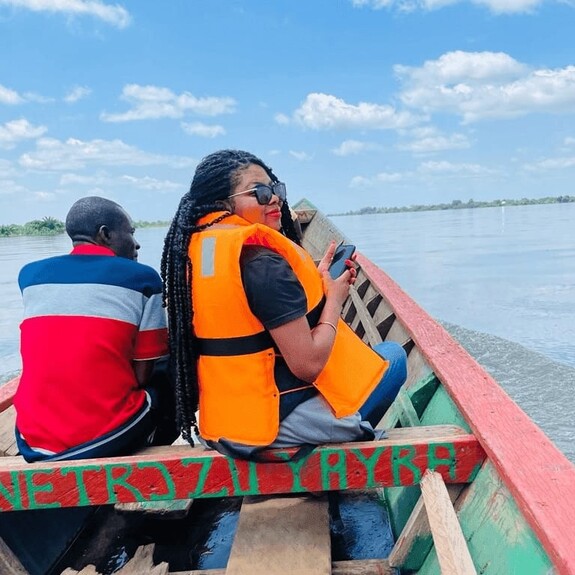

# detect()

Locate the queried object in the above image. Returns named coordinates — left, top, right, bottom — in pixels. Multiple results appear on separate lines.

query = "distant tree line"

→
left=0, top=218, right=168, bottom=238
left=0, top=217, right=65, bottom=237
left=332, top=195, right=575, bottom=216
left=2, top=195, right=574, bottom=236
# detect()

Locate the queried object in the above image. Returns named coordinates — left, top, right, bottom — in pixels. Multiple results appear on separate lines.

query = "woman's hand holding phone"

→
left=329, top=243, right=356, bottom=279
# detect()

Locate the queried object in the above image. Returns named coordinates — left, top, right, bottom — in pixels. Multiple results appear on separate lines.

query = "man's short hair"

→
left=65, top=196, right=128, bottom=242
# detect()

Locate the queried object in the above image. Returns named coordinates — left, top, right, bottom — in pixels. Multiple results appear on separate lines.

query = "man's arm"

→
left=133, top=359, right=156, bottom=387
left=132, top=269, right=169, bottom=387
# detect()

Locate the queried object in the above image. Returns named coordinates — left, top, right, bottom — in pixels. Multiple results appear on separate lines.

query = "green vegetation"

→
left=0, top=217, right=65, bottom=237
left=0, top=217, right=169, bottom=238
left=331, top=195, right=575, bottom=216
left=133, top=220, right=171, bottom=228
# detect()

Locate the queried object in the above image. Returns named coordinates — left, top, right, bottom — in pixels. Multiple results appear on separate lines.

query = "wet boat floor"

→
left=54, top=491, right=395, bottom=574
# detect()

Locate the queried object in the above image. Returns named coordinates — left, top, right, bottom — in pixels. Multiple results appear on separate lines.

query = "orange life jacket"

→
left=190, top=212, right=387, bottom=445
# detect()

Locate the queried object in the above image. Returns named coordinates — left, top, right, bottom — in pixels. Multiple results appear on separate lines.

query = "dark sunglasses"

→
left=229, top=182, right=287, bottom=205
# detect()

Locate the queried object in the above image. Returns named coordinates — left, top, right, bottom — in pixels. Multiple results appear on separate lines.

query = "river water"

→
left=1, top=203, right=574, bottom=461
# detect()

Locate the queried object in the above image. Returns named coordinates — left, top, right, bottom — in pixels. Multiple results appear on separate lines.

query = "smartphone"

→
left=329, top=243, right=356, bottom=279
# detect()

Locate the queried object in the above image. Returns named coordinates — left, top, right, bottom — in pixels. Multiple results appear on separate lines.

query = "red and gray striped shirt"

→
left=15, top=244, right=168, bottom=453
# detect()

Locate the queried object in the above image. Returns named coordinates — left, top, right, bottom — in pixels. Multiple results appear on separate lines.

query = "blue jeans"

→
left=359, top=341, right=407, bottom=427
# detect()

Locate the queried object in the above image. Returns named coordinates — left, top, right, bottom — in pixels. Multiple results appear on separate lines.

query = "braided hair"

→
left=161, top=149, right=300, bottom=445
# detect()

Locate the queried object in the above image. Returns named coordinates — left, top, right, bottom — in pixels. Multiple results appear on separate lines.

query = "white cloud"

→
left=23, top=92, right=54, bottom=103
left=396, top=51, right=575, bottom=123
left=64, top=86, right=91, bottom=103
left=396, top=51, right=527, bottom=85
left=59, top=172, right=182, bottom=191
left=0, top=84, right=24, bottom=104
left=376, top=171, right=404, bottom=182
left=350, top=171, right=404, bottom=188
left=59, top=173, right=107, bottom=186
left=293, top=93, right=420, bottom=130
left=289, top=150, right=312, bottom=161
left=120, top=174, right=182, bottom=191
left=332, top=139, right=382, bottom=156
left=274, top=113, right=291, bottom=125
left=523, top=156, right=575, bottom=171
left=0, top=0, right=131, bottom=28
left=351, top=0, right=546, bottom=14
left=181, top=122, right=226, bottom=138
left=350, top=175, right=374, bottom=188
left=0, top=179, right=26, bottom=195
left=397, top=127, right=471, bottom=152
left=563, top=137, right=575, bottom=146
left=0, top=85, right=53, bottom=104
left=32, top=191, right=58, bottom=202
left=101, top=84, right=236, bottom=122
left=418, top=160, right=494, bottom=175
left=0, top=118, right=47, bottom=148
left=469, top=0, right=542, bottom=13
left=19, top=137, right=196, bottom=170
left=0, top=158, right=13, bottom=175
left=349, top=159, right=495, bottom=191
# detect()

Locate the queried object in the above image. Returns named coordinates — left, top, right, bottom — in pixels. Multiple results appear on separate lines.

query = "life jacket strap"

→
left=196, top=331, right=275, bottom=356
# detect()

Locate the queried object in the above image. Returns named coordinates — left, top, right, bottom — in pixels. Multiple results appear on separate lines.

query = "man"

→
left=14, top=196, right=174, bottom=462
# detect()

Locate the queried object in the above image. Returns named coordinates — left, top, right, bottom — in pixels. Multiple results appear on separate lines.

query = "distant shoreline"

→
left=329, top=195, right=575, bottom=217
left=0, top=220, right=168, bottom=239
left=2, top=196, right=574, bottom=236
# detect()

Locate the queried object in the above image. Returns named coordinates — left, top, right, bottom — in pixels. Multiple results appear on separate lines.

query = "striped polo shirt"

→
left=14, top=244, right=168, bottom=453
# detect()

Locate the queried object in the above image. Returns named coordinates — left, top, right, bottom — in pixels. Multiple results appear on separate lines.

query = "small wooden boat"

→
left=0, top=201, right=573, bottom=575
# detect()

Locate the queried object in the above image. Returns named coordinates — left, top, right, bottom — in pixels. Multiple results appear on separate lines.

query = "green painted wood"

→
left=385, top=384, right=473, bottom=539
left=407, top=374, right=440, bottom=419
left=384, top=484, right=422, bottom=542
left=417, top=462, right=553, bottom=575
left=378, top=403, right=400, bottom=430
left=419, top=385, right=471, bottom=433
left=397, top=389, right=420, bottom=427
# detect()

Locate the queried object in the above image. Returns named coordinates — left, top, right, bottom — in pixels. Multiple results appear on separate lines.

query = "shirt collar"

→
left=70, top=244, right=116, bottom=256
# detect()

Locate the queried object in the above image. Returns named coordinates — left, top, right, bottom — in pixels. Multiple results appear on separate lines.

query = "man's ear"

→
left=95, top=225, right=112, bottom=246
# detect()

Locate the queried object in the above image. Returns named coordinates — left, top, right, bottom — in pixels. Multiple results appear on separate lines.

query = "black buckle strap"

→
left=196, top=331, right=275, bottom=356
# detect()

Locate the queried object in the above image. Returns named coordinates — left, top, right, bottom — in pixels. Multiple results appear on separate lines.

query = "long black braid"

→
left=161, top=150, right=300, bottom=445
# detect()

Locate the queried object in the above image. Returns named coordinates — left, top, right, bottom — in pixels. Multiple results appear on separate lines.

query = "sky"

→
left=1, top=0, right=575, bottom=224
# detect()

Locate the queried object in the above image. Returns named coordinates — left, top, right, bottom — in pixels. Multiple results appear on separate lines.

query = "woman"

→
left=161, top=150, right=407, bottom=458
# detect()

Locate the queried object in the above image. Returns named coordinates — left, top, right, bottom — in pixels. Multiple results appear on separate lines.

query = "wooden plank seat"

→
left=0, top=425, right=484, bottom=513
left=0, top=379, right=20, bottom=458
left=388, top=483, right=465, bottom=571
left=419, top=470, right=477, bottom=574
left=0, top=405, right=19, bottom=457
